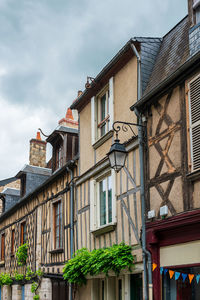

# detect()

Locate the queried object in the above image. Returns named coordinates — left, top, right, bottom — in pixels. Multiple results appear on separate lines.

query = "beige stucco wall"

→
left=79, top=55, right=138, bottom=175
left=76, top=279, right=92, bottom=300
left=79, top=102, right=94, bottom=175
left=160, top=240, right=200, bottom=267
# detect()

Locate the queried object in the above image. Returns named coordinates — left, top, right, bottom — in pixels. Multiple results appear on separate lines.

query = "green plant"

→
left=25, top=266, right=35, bottom=281
left=0, top=273, right=13, bottom=285
left=33, top=296, right=39, bottom=300
left=16, top=243, right=28, bottom=266
left=63, top=243, right=134, bottom=285
left=13, top=271, right=24, bottom=281
left=31, top=281, right=39, bottom=300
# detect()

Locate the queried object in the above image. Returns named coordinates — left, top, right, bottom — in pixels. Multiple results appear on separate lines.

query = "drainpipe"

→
left=131, top=42, right=153, bottom=300
left=67, top=166, right=74, bottom=300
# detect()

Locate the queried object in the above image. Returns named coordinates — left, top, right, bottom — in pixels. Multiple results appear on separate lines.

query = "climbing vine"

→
left=63, top=243, right=134, bottom=285
left=16, top=243, right=28, bottom=266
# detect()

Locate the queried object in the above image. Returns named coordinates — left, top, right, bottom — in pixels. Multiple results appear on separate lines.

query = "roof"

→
left=143, top=16, right=189, bottom=96
left=0, top=177, right=18, bottom=187
left=16, top=164, right=52, bottom=178
left=46, top=125, right=78, bottom=144
left=1, top=188, right=20, bottom=196
left=71, top=37, right=161, bottom=112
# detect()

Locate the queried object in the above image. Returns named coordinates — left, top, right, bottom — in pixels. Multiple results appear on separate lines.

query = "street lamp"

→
left=107, top=121, right=141, bottom=172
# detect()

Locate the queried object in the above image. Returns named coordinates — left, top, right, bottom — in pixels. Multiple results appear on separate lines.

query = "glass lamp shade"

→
left=107, top=139, right=127, bottom=172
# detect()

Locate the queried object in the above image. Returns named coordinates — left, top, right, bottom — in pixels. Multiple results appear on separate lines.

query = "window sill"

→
left=186, top=169, right=200, bottom=181
left=91, top=223, right=117, bottom=237
left=49, top=248, right=64, bottom=254
left=93, top=130, right=113, bottom=150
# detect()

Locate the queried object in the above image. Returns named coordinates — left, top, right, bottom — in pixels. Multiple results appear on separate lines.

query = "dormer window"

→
left=193, top=0, right=200, bottom=23
left=55, top=143, right=62, bottom=170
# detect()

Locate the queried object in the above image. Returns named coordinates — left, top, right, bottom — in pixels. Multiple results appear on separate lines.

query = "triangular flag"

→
left=182, top=273, right=187, bottom=282
left=188, top=274, right=194, bottom=284
left=175, top=272, right=180, bottom=280
left=160, top=267, right=164, bottom=275
left=152, top=263, right=157, bottom=271
left=196, top=275, right=200, bottom=284
left=169, top=270, right=175, bottom=279
left=164, top=268, right=168, bottom=275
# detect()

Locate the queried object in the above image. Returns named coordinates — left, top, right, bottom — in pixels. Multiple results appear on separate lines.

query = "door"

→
left=130, top=274, right=143, bottom=300
left=52, top=279, right=68, bottom=300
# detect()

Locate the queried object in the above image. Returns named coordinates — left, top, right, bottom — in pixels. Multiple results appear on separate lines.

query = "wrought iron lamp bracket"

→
left=112, top=121, right=145, bottom=140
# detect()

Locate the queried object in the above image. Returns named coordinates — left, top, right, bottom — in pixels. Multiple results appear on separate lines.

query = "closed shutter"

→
left=188, top=75, right=200, bottom=171
left=91, top=96, right=97, bottom=144
left=111, top=169, right=117, bottom=223
left=109, top=77, right=114, bottom=131
left=90, top=179, right=96, bottom=231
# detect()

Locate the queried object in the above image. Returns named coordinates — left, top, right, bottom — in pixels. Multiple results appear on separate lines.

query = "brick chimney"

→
left=58, top=108, right=78, bottom=129
left=188, top=0, right=200, bottom=56
left=29, top=131, right=46, bottom=167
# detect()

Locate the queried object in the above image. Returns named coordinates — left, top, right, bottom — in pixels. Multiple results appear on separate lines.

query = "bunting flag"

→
left=182, top=273, right=187, bottom=282
left=169, top=270, right=175, bottom=279
left=152, top=263, right=157, bottom=271
left=189, top=274, right=194, bottom=284
left=175, top=272, right=180, bottom=280
left=196, top=275, right=200, bottom=284
left=164, top=268, right=168, bottom=275
left=152, top=263, right=200, bottom=284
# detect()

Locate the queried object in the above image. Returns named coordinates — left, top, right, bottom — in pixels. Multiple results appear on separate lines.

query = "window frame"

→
left=11, top=229, right=15, bottom=255
left=20, top=221, right=27, bottom=245
left=90, top=169, right=116, bottom=232
left=91, top=77, right=114, bottom=146
left=52, top=199, right=63, bottom=250
left=0, top=233, right=5, bottom=262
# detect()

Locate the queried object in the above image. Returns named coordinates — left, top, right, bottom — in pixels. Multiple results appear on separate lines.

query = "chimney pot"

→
left=36, top=131, right=41, bottom=140
left=78, top=90, right=82, bottom=97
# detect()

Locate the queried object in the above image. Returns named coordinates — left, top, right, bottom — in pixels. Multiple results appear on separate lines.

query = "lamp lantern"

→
left=107, top=138, right=127, bottom=172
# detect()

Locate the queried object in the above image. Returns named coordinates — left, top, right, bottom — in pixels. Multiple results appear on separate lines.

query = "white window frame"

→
left=90, top=169, right=116, bottom=231
left=91, top=77, right=114, bottom=145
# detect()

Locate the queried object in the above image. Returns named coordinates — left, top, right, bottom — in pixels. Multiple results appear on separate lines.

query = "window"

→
left=53, top=201, right=62, bottom=249
left=162, top=266, right=200, bottom=299
left=20, top=222, right=27, bottom=245
left=188, top=74, right=200, bottom=172
left=193, top=0, right=200, bottom=23
left=92, top=277, right=123, bottom=300
left=90, top=170, right=116, bottom=231
left=11, top=229, right=15, bottom=255
left=55, top=144, right=62, bottom=170
left=1, top=233, right=5, bottom=261
left=99, top=175, right=112, bottom=226
left=91, top=77, right=114, bottom=144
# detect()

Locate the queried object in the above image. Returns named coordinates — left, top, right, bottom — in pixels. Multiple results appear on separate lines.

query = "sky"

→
left=0, top=0, right=187, bottom=180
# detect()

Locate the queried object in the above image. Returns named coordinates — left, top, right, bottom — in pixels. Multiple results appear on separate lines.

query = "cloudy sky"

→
left=0, top=0, right=187, bottom=179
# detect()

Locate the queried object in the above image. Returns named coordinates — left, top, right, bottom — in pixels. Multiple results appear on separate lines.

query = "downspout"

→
left=67, top=166, right=74, bottom=300
left=130, top=43, right=153, bottom=300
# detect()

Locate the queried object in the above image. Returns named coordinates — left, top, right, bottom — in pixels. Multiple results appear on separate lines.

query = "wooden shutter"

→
left=109, top=77, right=114, bottom=131
left=188, top=75, right=200, bottom=171
left=90, top=179, right=96, bottom=231
left=111, top=169, right=117, bottom=223
left=1, top=234, right=5, bottom=261
left=91, top=96, right=97, bottom=144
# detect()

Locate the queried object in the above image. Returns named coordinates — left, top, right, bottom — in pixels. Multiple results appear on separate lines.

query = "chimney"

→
left=188, top=0, right=200, bottom=56
left=29, top=131, right=47, bottom=167
left=58, top=108, right=78, bottom=129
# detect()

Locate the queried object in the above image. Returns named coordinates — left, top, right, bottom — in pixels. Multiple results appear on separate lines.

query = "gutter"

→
left=130, top=50, right=200, bottom=111
left=131, top=43, right=153, bottom=300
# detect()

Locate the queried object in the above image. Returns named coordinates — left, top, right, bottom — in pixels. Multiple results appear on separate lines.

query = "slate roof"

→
left=1, top=188, right=20, bottom=196
left=16, top=164, right=52, bottom=178
left=0, top=177, right=17, bottom=187
left=144, top=16, right=189, bottom=95
left=46, top=125, right=78, bottom=143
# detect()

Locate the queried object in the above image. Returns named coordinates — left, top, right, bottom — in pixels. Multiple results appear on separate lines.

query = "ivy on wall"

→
left=63, top=242, right=134, bottom=285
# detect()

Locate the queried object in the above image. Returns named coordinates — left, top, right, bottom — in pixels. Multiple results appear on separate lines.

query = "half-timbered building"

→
left=71, top=36, right=162, bottom=300
left=131, top=0, right=200, bottom=298
left=0, top=109, right=78, bottom=299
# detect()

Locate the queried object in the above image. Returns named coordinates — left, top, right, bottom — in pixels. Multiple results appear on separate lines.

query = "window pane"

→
left=108, top=176, right=112, bottom=223
left=100, top=180, right=106, bottom=226
left=101, top=94, right=106, bottom=121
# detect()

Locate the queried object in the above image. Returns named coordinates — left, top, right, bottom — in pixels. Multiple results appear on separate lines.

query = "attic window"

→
left=193, top=0, right=200, bottom=23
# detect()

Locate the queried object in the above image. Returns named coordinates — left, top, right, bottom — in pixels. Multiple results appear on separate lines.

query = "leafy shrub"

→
left=63, top=243, right=134, bottom=285
left=16, top=243, right=28, bottom=266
